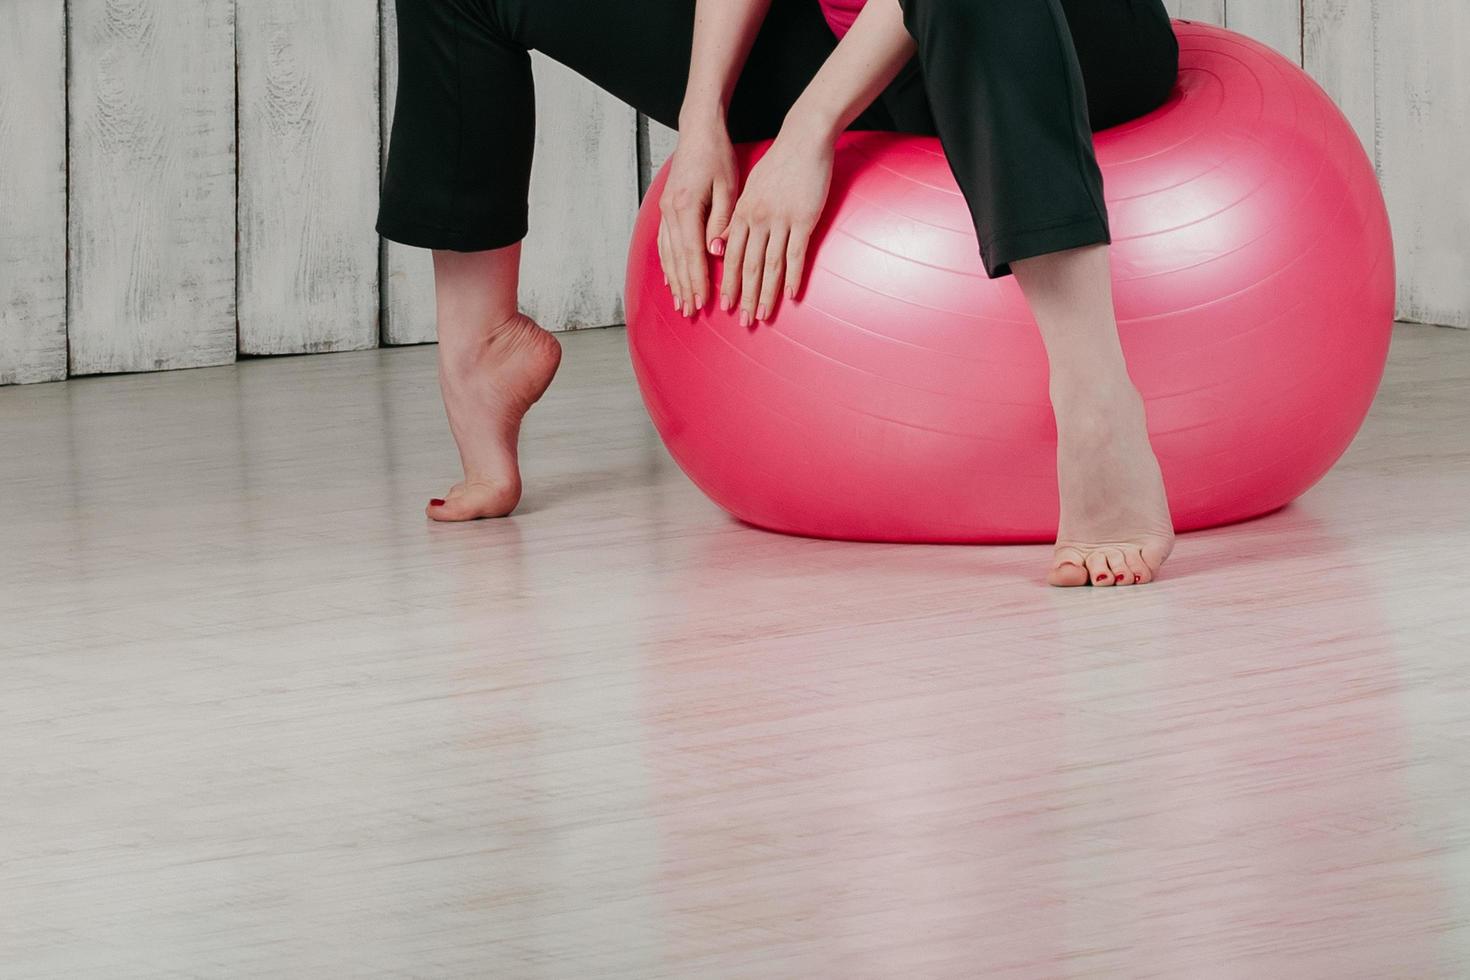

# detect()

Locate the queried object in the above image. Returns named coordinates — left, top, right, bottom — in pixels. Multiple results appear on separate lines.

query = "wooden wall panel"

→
left=640, top=118, right=680, bottom=199
left=379, top=0, right=640, bottom=346
left=1303, top=0, right=1377, bottom=153
left=238, top=0, right=380, bottom=355
left=67, top=0, right=236, bottom=376
left=1370, top=1, right=1469, bottom=328
left=1163, top=0, right=1225, bottom=25
left=1227, top=1, right=1302, bottom=63
left=0, top=0, right=67, bottom=385
left=518, top=57, right=640, bottom=333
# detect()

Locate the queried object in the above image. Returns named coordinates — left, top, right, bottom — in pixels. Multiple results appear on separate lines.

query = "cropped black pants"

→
left=376, top=0, right=1179, bottom=279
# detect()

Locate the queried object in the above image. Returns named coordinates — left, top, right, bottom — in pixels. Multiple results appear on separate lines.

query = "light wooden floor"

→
left=2, top=323, right=1467, bottom=978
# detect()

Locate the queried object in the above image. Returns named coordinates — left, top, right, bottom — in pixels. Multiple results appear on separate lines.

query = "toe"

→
left=1104, top=548, right=1132, bottom=586
left=1085, top=551, right=1114, bottom=586
left=427, top=495, right=479, bottom=522
left=1122, top=548, right=1151, bottom=585
left=1141, top=538, right=1173, bottom=579
left=1048, top=561, right=1089, bottom=588
left=1048, top=547, right=1090, bottom=587
left=426, top=483, right=466, bottom=518
left=427, top=479, right=521, bottom=522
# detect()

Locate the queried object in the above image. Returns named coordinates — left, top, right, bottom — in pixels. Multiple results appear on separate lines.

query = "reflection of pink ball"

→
left=624, top=22, right=1395, bottom=543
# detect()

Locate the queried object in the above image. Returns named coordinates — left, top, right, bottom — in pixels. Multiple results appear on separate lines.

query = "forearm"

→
left=679, top=0, right=773, bottom=129
left=783, top=0, right=916, bottom=144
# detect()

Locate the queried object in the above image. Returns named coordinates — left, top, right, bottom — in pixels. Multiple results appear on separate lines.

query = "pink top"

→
left=819, top=0, right=866, bottom=38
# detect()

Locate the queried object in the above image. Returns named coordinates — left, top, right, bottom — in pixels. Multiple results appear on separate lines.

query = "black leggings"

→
left=376, top=0, right=1179, bottom=279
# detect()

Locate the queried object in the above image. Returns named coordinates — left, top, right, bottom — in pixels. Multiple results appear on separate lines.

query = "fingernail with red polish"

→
left=429, top=498, right=445, bottom=507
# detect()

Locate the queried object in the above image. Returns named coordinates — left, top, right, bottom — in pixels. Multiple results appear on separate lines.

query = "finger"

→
left=721, top=220, right=750, bottom=313
left=756, top=226, right=788, bottom=322
left=706, top=181, right=734, bottom=254
left=740, top=227, right=769, bottom=327
left=656, top=218, right=671, bottom=289
left=678, top=205, right=709, bottom=312
left=671, top=214, right=695, bottom=317
left=785, top=222, right=812, bottom=301
left=661, top=198, right=692, bottom=315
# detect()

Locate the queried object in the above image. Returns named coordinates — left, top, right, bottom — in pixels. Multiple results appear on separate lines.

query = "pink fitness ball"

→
left=624, top=21, right=1395, bottom=544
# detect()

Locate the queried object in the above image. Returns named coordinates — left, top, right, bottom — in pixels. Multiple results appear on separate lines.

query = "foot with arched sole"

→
left=426, top=312, right=562, bottom=523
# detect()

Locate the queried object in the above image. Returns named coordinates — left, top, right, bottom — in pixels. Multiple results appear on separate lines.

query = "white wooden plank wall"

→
left=66, top=0, right=238, bottom=376
left=1166, top=1, right=1227, bottom=30
left=1303, top=0, right=1377, bottom=151
left=640, top=120, right=681, bottom=199
left=1219, top=0, right=1301, bottom=64
left=238, top=0, right=380, bottom=355
left=1, top=3, right=1465, bottom=387
left=0, top=0, right=67, bottom=384
left=518, top=58, right=640, bottom=335
left=1372, top=2, right=1470, bottom=328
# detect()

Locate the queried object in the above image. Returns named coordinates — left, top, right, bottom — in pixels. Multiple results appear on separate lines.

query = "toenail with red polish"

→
left=429, top=498, right=445, bottom=506
left=1134, top=574, right=1141, bottom=583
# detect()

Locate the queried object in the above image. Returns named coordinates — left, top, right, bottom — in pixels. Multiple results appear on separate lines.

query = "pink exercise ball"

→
left=624, top=21, right=1395, bottom=544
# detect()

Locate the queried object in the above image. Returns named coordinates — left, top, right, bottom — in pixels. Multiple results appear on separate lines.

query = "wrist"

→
left=780, top=101, right=843, bottom=150
left=677, top=101, right=727, bottom=133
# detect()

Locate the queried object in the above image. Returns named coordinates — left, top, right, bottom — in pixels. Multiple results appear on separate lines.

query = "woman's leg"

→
left=1018, top=1, right=1178, bottom=586
left=378, top=0, right=876, bottom=521
left=896, top=0, right=1177, bottom=584
left=1012, top=245, right=1174, bottom=587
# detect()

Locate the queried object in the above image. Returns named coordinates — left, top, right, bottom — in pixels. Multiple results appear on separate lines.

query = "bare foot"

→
left=1047, top=382, right=1175, bottom=587
left=427, top=312, right=562, bottom=522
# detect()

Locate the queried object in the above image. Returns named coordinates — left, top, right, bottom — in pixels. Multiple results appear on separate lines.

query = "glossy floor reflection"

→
left=1, top=323, right=1467, bottom=977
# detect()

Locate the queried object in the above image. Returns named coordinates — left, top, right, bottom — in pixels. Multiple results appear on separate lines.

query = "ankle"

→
left=438, top=311, right=532, bottom=362
left=1050, top=367, right=1141, bottom=407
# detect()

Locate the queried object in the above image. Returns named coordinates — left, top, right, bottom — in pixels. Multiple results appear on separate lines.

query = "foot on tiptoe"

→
left=426, top=312, right=562, bottom=523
